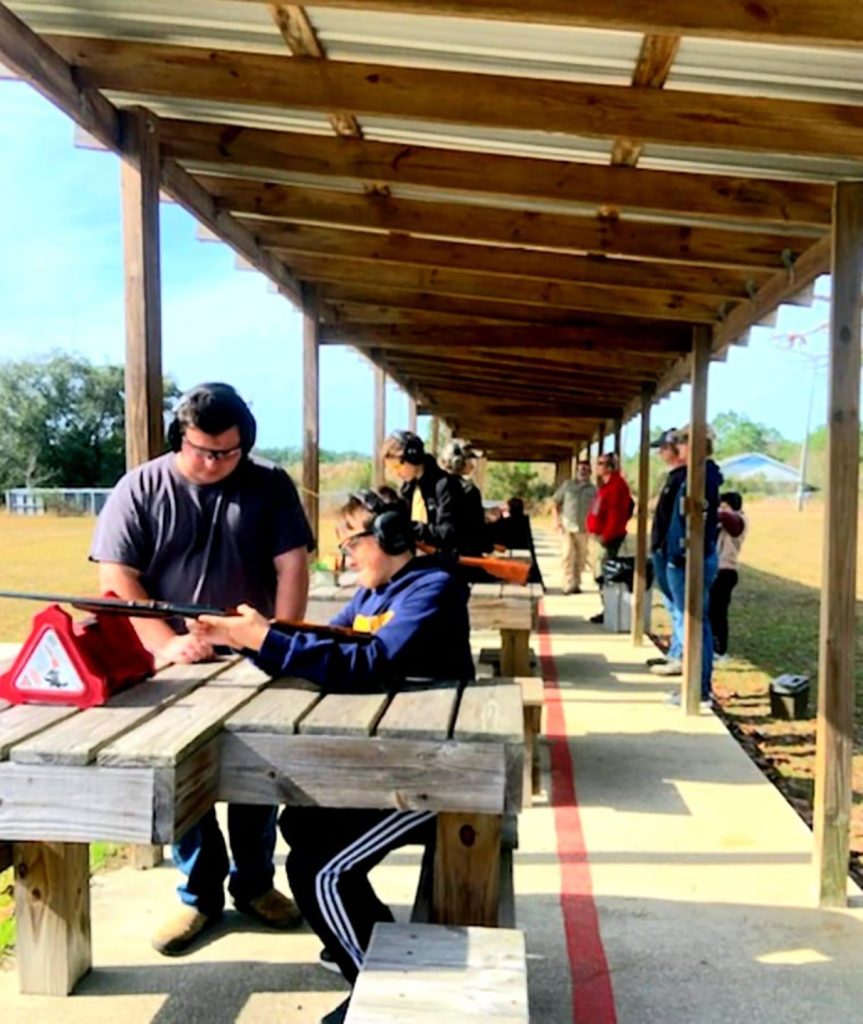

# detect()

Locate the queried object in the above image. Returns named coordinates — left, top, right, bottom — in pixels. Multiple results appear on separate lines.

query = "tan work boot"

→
left=151, top=905, right=219, bottom=956
left=235, top=887, right=303, bottom=929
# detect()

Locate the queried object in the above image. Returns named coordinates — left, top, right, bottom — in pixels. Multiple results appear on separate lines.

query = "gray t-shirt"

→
left=553, top=480, right=597, bottom=533
left=90, top=453, right=314, bottom=618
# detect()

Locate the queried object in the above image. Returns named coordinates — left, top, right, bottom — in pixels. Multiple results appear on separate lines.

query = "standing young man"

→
left=381, top=429, right=469, bottom=555
left=552, top=459, right=597, bottom=595
left=90, top=382, right=315, bottom=954
left=586, top=453, right=633, bottom=623
left=191, top=489, right=474, bottom=1024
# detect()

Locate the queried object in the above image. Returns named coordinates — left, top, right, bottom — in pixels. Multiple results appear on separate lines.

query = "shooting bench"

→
left=0, top=660, right=524, bottom=995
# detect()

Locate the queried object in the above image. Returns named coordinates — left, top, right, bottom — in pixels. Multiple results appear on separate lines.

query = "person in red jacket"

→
left=586, top=452, right=633, bottom=624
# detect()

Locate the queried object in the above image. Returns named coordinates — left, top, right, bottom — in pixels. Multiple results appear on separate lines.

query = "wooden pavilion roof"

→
left=3, top=1, right=860, bottom=459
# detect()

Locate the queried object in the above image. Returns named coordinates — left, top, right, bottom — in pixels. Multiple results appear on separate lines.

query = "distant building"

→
left=717, top=452, right=803, bottom=486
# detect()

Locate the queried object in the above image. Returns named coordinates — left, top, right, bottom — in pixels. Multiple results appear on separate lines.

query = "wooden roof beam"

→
left=320, top=323, right=692, bottom=353
left=611, top=34, right=680, bottom=168
left=232, top=1, right=863, bottom=48
left=269, top=4, right=362, bottom=138
left=264, top=225, right=771, bottom=299
left=283, top=251, right=725, bottom=322
left=159, top=119, right=832, bottom=228
left=197, top=179, right=820, bottom=271
left=53, top=36, right=863, bottom=159
left=317, top=284, right=694, bottom=327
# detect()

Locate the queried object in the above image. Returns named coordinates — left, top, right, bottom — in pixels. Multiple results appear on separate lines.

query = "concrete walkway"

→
left=4, top=539, right=863, bottom=1022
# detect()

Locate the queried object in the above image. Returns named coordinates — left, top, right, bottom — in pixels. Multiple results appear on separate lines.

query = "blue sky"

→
left=0, top=81, right=839, bottom=458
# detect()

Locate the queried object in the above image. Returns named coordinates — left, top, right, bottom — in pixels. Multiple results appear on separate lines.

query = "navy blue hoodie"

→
left=666, top=460, right=724, bottom=567
left=253, top=556, right=474, bottom=692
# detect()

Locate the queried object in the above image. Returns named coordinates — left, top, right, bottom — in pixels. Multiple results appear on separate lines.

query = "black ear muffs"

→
left=351, top=489, right=413, bottom=556
left=168, top=383, right=256, bottom=454
left=391, top=429, right=424, bottom=466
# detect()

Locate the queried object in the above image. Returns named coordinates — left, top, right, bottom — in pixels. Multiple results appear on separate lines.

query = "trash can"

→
left=603, top=558, right=654, bottom=634
left=769, top=674, right=810, bottom=720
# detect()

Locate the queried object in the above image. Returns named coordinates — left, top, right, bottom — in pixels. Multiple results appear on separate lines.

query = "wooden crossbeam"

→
left=53, top=36, right=863, bottom=158
left=320, top=324, right=691, bottom=354
left=269, top=4, right=362, bottom=138
left=197, top=179, right=820, bottom=271
left=318, top=284, right=692, bottom=327
left=0, top=7, right=301, bottom=304
left=611, top=34, right=680, bottom=168
left=280, top=251, right=725, bottom=322
left=159, top=120, right=832, bottom=228
left=231, top=0, right=863, bottom=48
left=266, top=226, right=767, bottom=299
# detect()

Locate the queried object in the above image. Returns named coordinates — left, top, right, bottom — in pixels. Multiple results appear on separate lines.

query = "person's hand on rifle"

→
left=159, top=633, right=215, bottom=665
left=189, top=603, right=270, bottom=652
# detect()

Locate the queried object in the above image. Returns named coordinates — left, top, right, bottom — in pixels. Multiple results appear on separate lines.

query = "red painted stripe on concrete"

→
left=537, top=605, right=617, bottom=1024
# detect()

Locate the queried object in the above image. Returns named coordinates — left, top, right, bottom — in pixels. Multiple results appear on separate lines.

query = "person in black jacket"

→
left=381, top=430, right=469, bottom=555
left=439, top=438, right=491, bottom=556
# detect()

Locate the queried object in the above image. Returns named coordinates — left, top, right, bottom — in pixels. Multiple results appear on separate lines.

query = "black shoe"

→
left=646, top=656, right=668, bottom=667
left=319, top=947, right=342, bottom=974
left=589, top=612, right=604, bottom=624
left=321, top=996, right=351, bottom=1024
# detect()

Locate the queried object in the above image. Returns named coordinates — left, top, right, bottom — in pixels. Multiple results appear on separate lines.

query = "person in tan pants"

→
left=552, top=460, right=596, bottom=594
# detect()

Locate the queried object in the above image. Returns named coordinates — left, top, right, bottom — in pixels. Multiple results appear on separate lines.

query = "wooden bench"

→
left=478, top=646, right=538, bottom=675
left=346, top=922, right=529, bottom=1023
left=477, top=676, right=543, bottom=807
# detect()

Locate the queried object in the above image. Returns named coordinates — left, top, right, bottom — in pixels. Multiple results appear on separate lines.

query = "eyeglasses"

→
left=338, top=530, right=373, bottom=556
left=182, top=438, right=243, bottom=463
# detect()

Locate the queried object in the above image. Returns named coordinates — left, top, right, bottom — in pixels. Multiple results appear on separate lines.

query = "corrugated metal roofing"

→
left=9, top=0, right=284, bottom=52
left=307, top=6, right=642, bottom=83
left=639, top=142, right=863, bottom=184
left=668, top=37, right=863, bottom=104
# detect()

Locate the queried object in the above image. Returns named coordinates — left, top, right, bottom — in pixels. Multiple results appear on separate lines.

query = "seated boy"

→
left=191, top=489, right=474, bottom=1024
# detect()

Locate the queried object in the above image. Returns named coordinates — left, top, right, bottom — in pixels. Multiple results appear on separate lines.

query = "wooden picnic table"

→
left=0, top=658, right=523, bottom=996
left=308, top=579, right=541, bottom=676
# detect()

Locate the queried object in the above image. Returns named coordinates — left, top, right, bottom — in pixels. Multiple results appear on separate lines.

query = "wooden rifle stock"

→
left=414, top=545, right=530, bottom=585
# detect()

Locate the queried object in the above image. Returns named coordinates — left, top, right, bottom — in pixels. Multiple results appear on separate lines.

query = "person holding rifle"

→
left=90, top=382, right=314, bottom=955
left=191, top=488, right=473, bottom=1024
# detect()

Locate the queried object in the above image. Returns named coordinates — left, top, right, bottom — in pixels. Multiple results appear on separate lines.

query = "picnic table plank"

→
left=98, top=660, right=268, bottom=767
left=376, top=685, right=460, bottom=741
left=10, top=661, right=223, bottom=766
left=453, top=683, right=523, bottom=744
left=299, top=692, right=390, bottom=736
left=349, top=924, right=528, bottom=1022
left=218, top=733, right=506, bottom=814
left=0, top=704, right=79, bottom=760
left=224, top=677, right=320, bottom=734
left=0, top=763, right=156, bottom=843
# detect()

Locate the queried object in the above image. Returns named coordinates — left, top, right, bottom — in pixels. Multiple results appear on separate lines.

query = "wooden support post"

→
left=813, top=180, right=863, bottom=907
left=430, top=415, right=441, bottom=456
left=682, top=326, right=710, bottom=716
left=597, top=421, right=606, bottom=457
left=121, top=107, right=163, bottom=469
left=632, top=384, right=653, bottom=646
left=121, top=107, right=165, bottom=870
left=433, top=813, right=502, bottom=926
left=474, top=455, right=488, bottom=492
left=14, top=842, right=91, bottom=995
left=373, top=365, right=386, bottom=487
left=302, top=283, right=320, bottom=545
left=553, top=458, right=572, bottom=489
left=500, top=628, right=531, bottom=676
left=613, top=417, right=623, bottom=459
left=407, top=394, right=418, bottom=434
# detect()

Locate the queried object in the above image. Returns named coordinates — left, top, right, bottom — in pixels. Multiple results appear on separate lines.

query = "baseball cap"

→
left=649, top=428, right=681, bottom=449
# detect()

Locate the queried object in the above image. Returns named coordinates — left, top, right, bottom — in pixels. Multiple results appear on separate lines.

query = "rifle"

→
left=0, top=590, right=374, bottom=643
left=414, top=544, right=531, bottom=586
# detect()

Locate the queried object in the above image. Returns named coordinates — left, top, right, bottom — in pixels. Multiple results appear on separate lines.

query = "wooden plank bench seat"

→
left=346, top=922, right=529, bottom=1023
